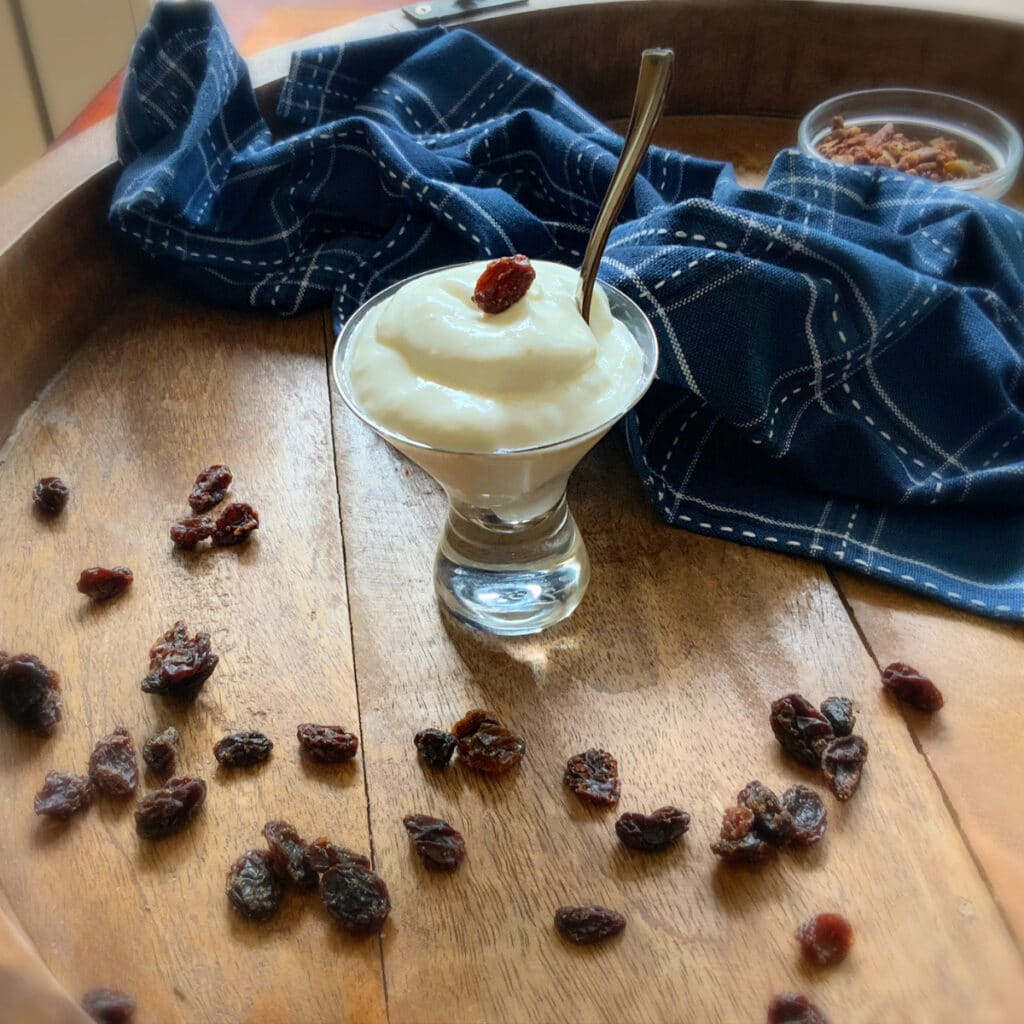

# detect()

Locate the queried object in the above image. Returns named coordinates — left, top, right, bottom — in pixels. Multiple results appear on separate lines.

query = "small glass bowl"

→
left=798, top=88, right=1022, bottom=200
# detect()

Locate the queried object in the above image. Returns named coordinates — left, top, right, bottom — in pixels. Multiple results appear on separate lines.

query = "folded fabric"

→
left=111, top=1, right=1024, bottom=621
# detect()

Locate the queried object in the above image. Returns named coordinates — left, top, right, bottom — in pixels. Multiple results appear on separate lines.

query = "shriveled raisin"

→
left=320, top=861, right=391, bottom=934
left=170, top=516, right=215, bottom=549
left=564, top=749, right=620, bottom=806
left=262, top=820, right=319, bottom=889
left=297, top=723, right=359, bottom=762
left=821, top=735, right=868, bottom=801
left=770, top=693, right=834, bottom=767
left=142, top=727, right=179, bottom=776
left=33, top=477, right=69, bottom=515
left=402, top=814, right=466, bottom=872
left=711, top=805, right=777, bottom=865
left=81, top=987, right=136, bottom=1023
left=226, top=849, right=283, bottom=921
left=472, top=254, right=536, bottom=314
left=89, top=725, right=139, bottom=797
left=134, top=776, right=206, bottom=839
left=615, top=806, right=690, bottom=852
left=881, top=662, right=944, bottom=712
left=141, top=621, right=218, bottom=701
left=76, top=566, right=133, bottom=600
left=308, top=838, right=370, bottom=873
left=737, top=780, right=794, bottom=845
left=796, top=913, right=854, bottom=966
left=820, top=696, right=855, bottom=737
left=414, top=728, right=457, bottom=769
left=453, top=710, right=525, bottom=775
left=214, top=731, right=273, bottom=767
left=188, top=465, right=232, bottom=513
left=212, top=502, right=259, bottom=546
left=780, top=785, right=828, bottom=846
left=767, top=993, right=831, bottom=1024
left=554, top=905, right=626, bottom=945
left=0, top=653, right=63, bottom=734
left=34, top=771, right=93, bottom=819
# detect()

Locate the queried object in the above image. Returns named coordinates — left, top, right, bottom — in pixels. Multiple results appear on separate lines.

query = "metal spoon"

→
left=575, top=48, right=674, bottom=323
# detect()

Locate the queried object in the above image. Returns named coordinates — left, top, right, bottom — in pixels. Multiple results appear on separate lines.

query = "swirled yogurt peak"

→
left=345, top=259, right=645, bottom=452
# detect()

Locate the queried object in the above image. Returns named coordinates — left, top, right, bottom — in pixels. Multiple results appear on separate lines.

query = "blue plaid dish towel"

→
left=111, top=1, right=1024, bottom=621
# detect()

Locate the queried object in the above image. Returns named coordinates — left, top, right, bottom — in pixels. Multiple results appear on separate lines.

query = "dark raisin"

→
left=34, top=771, right=94, bottom=819
left=81, top=987, right=136, bottom=1023
left=76, top=566, right=133, bottom=601
left=615, top=806, right=690, bottom=852
left=142, top=727, right=179, bottom=776
left=457, top=721, right=525, bottom=774
left=821, top=735, right=868, bottom=801
left=308, top=838, right=371, bottom=873
left=297, top=723, right=359, bottom=762
left=472, top=254, right=536, bottom=314
left=402, top=814, right=466, bottom=872
left=711, top=805, right=777, bottom=865
left=780, top=785, right=828, bottom=846
left=819, top=696, right=856, bottom=737
left=33, top=477, right=69, bottom=515
left=141, top=621, right=218, bottom=701
left=170, top=515, right=215, bottom=549
left=212, top=502, right=259, bottom=546
left=451, top=708, right=502, bottom=738
left=881, top=662, right=944, bottom=712
left=414, top=728, right=457, bottom=769
left=737, top=780, right=794, bottom=845
left=214, top=731, right=273, bottom=767
left=226, top=849, right=283, bottom=921
left=134, top=776, right=206, bottom=839
left=320, top=861, right=391, bottom=934
left=564, top=749, right=620, bottom=806
left=0, top=653, right=63, bottom=734
left=88, top=725, right=139, bottom=797
left=188, top=465, right=232, bottom=513
left=554, top=905, right=626, bottom=945
left=767, top=993, right=831, bottom=1024
left=770, top=693, right=835, bottom=766
left=262, top=820, right=319, bottom=889
left=795, top=912, right=854, bottom=966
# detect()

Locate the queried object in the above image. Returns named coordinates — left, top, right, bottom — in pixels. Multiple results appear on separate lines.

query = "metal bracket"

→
left=403, top=0, right=527, bottom=27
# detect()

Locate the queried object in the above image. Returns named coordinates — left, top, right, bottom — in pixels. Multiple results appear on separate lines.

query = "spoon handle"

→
left=575, top=48, right=674, bottom=323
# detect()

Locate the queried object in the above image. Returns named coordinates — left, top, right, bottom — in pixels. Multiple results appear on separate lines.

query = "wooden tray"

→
left=2, top=2, right=1022, bottom=1022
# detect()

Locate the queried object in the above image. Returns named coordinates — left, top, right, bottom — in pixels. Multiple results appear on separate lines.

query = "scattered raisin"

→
left=780, top=785, right=828, bottom=846
left=214, top=731, right=273, bottom=767
left=76, top=566, right=133, bottom=601
left=453, top=710, right=525, bottom=775
left=320, top=861, right=391, bottom=934
left=34, top=771, right=93, bottom=819
left=212, top=502, right=259, bottom=546
left=262, top=820, right=319, bottom=889
left=88, top=725, right=139, bottom=797
left=770, top=693, right=834, bottom=766
left=819, top=696, right=856, bottom=737
left=554, top=905, right=626, bottom=945
left=141, top=621, right=218, bottom=701
left=615, top=806, right=690, bottom=852
left=796, top=913, right=854, bottom=966
left=170, top=515, right=215, bottom=549
left=564, top=748, right=620, bottom=806
left=226, top=849, right=283, bottom=921
left=821, top=735, right=868, bottom=801
left=81, top=987, right=136, bottom=1023
left=308, top=838, right=370, bottom=873
left=33, top=477, right=69, bottom=515
left=402, top=814, right=466, bottom=872
left=188, top=465, right=232, bottom=513
left=767, top=993, right=830, bottom=1024
left=737, top=780, right=794, bottom=845
left=134, top=776, right=206, bottom=839
left=0, top=653, right=63, bottom=734
left=881, top=662, right=944, bottom=712
left=142, top=726, right=179, bottom=776
left=297, top=723, right=359, bottom=762
left=711, top=805, right=777, bottom=865
left=414, top=728, right=457, bottom=769
left=472, top=254, right=536, bottom=314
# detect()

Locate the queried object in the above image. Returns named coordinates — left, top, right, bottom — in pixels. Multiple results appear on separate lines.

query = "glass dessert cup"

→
left=332, top=267, right=658, bottom=637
